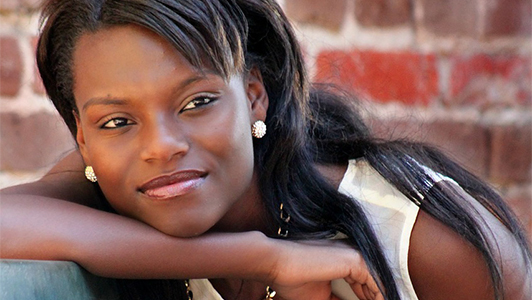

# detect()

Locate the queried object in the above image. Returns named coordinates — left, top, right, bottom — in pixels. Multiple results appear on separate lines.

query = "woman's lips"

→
left=139, top=170, right=206, bottom=199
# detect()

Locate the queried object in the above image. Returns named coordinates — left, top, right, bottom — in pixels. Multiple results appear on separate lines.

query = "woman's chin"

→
left=152, top=221, right=212, bottom=238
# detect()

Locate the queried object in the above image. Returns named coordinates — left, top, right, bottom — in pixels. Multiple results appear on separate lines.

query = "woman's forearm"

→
left=0, top=150, right=275, bottom=280
left=0, top=194, right=275, bottom=281
left=1, top=194, right=384, bottom=300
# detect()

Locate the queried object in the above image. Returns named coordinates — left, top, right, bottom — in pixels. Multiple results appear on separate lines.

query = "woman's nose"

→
left=140, top=115, right=189, bottom=163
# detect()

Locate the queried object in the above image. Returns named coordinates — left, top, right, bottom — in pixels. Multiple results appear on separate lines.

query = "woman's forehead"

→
left=72, top=26, right=244, bottom=103
left=75, top=25, right=225, bottom=76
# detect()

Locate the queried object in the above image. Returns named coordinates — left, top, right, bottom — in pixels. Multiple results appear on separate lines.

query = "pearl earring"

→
left=251, top=120, right=266, bottom=138
left=85, top=166, right=98, bottom=182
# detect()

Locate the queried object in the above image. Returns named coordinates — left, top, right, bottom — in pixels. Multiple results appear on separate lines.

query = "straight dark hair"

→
left=37, top=0, right=530, bottom=299
left=306, top=85, right=532, bottom=299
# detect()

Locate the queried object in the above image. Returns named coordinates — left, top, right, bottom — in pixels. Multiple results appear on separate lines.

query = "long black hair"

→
left=36, top=0, right=530, bottom=299
left=306, top=85, right=532, bottom=299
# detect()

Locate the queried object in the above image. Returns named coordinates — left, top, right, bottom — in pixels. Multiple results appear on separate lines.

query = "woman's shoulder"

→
left=323, top=159, right=531, bottom=299
left=409, top=181, right=531, bottom=300
left=408, top=207, right=495, bottom=299
left=315, top=161, right=348, bottom=190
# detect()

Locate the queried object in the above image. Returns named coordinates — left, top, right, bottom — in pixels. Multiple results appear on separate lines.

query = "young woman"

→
left=1, top=0, right=531, bottom=299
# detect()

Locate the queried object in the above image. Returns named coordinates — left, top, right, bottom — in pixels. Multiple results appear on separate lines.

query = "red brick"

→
left=31, top=36, right=46, bottom=95
left=448, top=54, right=532, bottom=107
left=503, top=187, right=532, bottom=238
left=354, top=0, right=411, bottom=27
left=370, top=117, right=490, bottom=178
left=484, top=0, right=532, bottom=37
left=0, top=112, right=75, bottom=171
left=284, top=0, right=348, bottom=31
left=0, top=37, right=23, bottom=97
left=417, top=0, right=479, bottom=37
left=489, top=124, right=532, bottom=184
left=315, top=50, right=439, bottom=105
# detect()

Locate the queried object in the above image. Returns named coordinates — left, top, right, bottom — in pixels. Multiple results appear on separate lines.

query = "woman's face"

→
left=73, top=25, right=268, bottom=237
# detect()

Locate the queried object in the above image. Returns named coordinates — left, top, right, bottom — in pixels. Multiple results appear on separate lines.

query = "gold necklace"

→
left=264, top=203, right=290, bottom=299
left=184, top=279, right=193, bottom=300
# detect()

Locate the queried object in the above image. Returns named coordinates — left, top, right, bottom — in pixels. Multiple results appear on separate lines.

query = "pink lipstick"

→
left=139, top=170, right=205, bottom=199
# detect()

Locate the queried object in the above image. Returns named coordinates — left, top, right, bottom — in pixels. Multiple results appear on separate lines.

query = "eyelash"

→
left=99, top=95, right=217, bottom=129
left=101, top=117, right=132, bottom=129
left=181, top=96, right=217, bottom=112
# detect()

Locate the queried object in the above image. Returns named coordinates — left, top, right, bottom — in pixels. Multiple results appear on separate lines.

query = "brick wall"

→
left=1, top=0, right=531, bottom=235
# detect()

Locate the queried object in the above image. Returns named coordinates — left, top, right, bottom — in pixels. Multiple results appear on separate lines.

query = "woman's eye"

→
left=181, top=96, right=216, bottom=112
left=101, top=117, right=132, bottom=129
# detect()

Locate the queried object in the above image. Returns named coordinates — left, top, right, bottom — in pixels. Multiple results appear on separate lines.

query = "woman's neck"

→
left=211, top=162, right=349, bottom=235
left=209, top=162, right=350, bottom=298
left=209, top=172, right=276, bottom=236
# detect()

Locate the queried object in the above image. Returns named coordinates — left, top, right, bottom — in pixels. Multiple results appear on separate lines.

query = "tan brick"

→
left=0, top=0, right=19, bottom=11
left=484, top=0, right=532, bottom=37
left=284, top=0, right=348, bottom=31
left=0, top=37, right=23, bottom=97
left=355, top=0, right=412, bottom=27
left=0, top=0, right=42, bottom=12
left=31, top=36, right=46, bottom=95
left=369, top=118, right=490, bottom=179
left=490, top=124, right=532, bottom=184
left=0, top=112, right=75, bottom=171
left=417, top=0, right=479, bottom=37
left=503, top=186, right=532, bottom=238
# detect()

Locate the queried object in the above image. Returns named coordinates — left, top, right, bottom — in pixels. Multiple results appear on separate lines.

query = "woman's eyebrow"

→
left=170, top=70, right=222, bottom=95
left=171, top=75, right=207, bottom=95
left=82, top=98, right=129, bottom=112
left=81, top=74, right=216, bottom=112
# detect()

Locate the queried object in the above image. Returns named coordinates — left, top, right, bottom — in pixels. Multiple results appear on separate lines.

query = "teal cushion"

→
left=0, top=259, right=119, bottom=300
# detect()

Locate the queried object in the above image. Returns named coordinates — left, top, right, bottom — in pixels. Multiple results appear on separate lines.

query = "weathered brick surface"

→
left=0, top=0, right=42, bottom=12
left=315, top=50, right=439, bottom=105
left=0, top=37, right=23, bottom=97
left=503, top=187, right=532, bottom=238
left=417, top=0, right=479, bottom=37
left=31, top=36, right=46, bottom=94
left=284, top=0, right=348, bottom=31
left=448, top=54, right=532, bottom=107
left=0, top=0, right=19, bottom=11
left=0, top=112, right=75, bottom=171
left=354, top=0, right=411, bottom=27
left=489, top=124, right=532, bottom=184
left=0, top=0, right=529, bottom=240
left=484, top=0, right=532, bottom=37
left=369, top=117, right=490, bottom=178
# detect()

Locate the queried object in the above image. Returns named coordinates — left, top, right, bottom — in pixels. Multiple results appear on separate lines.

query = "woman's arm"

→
left=409, top=182, right=531, bottom=300
left=1, top=193, right=270, bottom=279
left=1, top=151, right=382, bottom=299
left=1, top=150, right=102, bottom=208
left=1, top=193, right=381, bottom=299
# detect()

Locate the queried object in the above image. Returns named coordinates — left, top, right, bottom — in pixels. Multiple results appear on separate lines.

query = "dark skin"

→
left=409, top=182, right=531, bottom=300
left=3, top=24, right=530, bottom=299
left=1, top=153, right=382, bottom=300
left=2, top=25, right=383, bottom=300
left=320, top=164, right=530, bottom=299
left=5, top=151, right=530, bottom=299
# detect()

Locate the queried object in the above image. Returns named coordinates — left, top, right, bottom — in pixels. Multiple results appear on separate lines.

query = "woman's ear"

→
left=245, top=67, right=269, bottom=121
left=73, top=110, right=91, bottom=166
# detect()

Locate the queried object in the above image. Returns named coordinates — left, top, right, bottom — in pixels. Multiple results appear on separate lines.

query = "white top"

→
left=189, top=159, right=449, bottom=299
left=331, top=159, right=421, bottom=300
